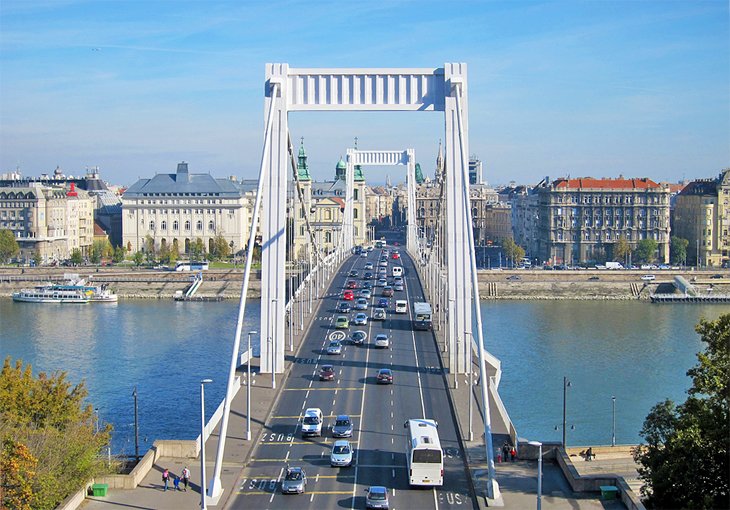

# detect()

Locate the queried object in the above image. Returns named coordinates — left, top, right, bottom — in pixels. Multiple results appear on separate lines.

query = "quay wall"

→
left=2, top=267, right=727, bottom=300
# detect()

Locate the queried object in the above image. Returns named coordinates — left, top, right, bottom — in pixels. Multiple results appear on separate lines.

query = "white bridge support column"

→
left=260, top=64, right=288, bottom=376
left=445, top=63, right=471, bottom=375
left=406, top=149, right=417, bottom=255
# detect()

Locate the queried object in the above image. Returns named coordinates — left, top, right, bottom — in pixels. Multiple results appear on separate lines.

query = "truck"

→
left=412, top=302, right=432, bottom=330
left=605, top=262, right=623, bottom=270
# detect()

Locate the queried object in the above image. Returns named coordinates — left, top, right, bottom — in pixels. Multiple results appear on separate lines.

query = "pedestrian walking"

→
left=510, top=446, right=517, bottom=462
left=181, top=466, right=191, bottom=491
left=173, top=476, right=180, bottom=491
left=502, top=443, right=510, bottom=463
left=162, top=468, right=170, bottom=491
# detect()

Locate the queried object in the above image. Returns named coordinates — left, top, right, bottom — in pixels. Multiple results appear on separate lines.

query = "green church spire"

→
left=297, top=137, right=311, bottom=181
left=415, top=163, right=424, bottom=184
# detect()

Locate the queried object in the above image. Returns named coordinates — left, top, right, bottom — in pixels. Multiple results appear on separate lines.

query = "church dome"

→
left=336, top=158, right=346, bottom=171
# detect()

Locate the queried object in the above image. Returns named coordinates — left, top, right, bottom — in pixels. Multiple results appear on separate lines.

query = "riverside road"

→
left=227, top=245, right=474, bottom=509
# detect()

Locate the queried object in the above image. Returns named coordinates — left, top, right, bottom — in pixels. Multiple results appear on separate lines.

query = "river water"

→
left=1, top=298, right=727, bottom=454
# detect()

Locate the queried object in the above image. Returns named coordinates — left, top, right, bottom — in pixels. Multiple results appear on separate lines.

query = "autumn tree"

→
left=211, top=234, right=230, bottom=260
left=0, top=229, right=20, bottom=263
left=613, top=236, right=631, bottom=264
left=0, top=438, right=37, bottom=510
left=0, top=358, right=113, bottom=510
left=634, top=314, right=729, bottom=509
left=501, top=238, right=525, bottom=268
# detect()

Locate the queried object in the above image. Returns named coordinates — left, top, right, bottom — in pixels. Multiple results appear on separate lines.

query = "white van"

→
left=395, top=300, right=408, bottom=314
left=392, top=266, right=403, bottom=277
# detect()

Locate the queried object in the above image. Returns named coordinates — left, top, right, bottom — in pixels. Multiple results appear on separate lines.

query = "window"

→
left=149, top=221, right=155, bottom=230
left=161, top=221, right=167, bottom=230
left=185, top=220, right=191, bottom=231
left=325, top=232, right=332, bottom=243
left=173, top=220, right=179, bottom=230
left=354, top=208, right=358, bottom=219
left=196, top=221, right=203, bottom=231
left=208, top=221, right=215, bottom=231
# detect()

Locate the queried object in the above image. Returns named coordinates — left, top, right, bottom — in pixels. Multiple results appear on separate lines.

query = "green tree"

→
left=132, top=251, right=144, bottom=266
left=670, top=236, right=689, bottom=265
left=169, top=242, right=180, bottom=264
left=69, top=249, right=83, bottom=266
left=190, top=238, right=205, bottom=260
left=32, top=250, right=42, bottom=267
left=0, top=358, right=113, bottom=510
left=501, top=238, right=525, bottom=268
left=90, top=240, right=110, bottom=264
left=144, top=235, right=156, bottom=263
left=211, top=234, right=230, bottom=260
left=0, top=228, right=20, bottom=263
left=158, top=243, right=171, bottom=264
left=613, top=236, right=631, bottom=264
left=112, top=245, right=126, bottom=263
left=635, top=239, right=658, bottom=264
left=634, top=314, right=730, bottom=509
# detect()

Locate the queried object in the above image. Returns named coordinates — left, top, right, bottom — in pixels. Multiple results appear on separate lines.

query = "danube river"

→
left=1, top=298, right=727, bottom=454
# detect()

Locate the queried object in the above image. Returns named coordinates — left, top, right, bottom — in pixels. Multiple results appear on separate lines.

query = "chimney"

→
left=177, top=162, right=189, bottom=183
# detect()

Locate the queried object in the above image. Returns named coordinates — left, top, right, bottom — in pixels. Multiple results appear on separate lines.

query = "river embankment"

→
left=0, top=266, right=727, bottom=300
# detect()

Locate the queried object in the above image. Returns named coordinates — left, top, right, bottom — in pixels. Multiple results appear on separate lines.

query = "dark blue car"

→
left=377, top=297, right=389, bottom=308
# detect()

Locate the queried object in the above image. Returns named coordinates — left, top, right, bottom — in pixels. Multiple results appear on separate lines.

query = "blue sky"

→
left=1, top=0, right=727, bottom=187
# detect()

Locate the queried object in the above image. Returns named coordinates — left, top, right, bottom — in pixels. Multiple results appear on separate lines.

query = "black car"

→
left=332, top=414, right=353, bottom=437
left=363, top=272, right=373, bottom=280
left=362, top=281, right=373, bottom=289
left=351, top=330, right=367, bottom=345
left=349, top=270, right=359, bottom=278
left=337, top=301, right=351, bottom=313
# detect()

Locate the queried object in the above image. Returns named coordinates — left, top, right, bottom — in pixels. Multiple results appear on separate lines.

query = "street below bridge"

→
left=227, top=242, right=475, bottom=510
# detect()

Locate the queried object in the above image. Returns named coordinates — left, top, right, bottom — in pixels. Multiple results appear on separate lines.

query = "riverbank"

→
left=0, top=266, right=727, bottom=300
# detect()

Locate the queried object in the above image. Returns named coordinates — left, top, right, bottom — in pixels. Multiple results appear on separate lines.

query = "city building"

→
left=0, top=182, right=94, bottom=263
left=291, top=142, right=367, bottom=259
left=121, top=162, right=253, bottom=256
left=672, top=169, right=730, bottom=267
left=535, top=177, right=671, bottom=265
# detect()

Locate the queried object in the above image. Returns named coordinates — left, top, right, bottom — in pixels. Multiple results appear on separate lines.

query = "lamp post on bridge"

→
left=465, top=331, right=473, bottom=442
left=246, top=331, right=257, bottom=441
left=270, top=298, right=277, bottom=389
left=611, top=396, right=616, bottom=447
left=528, top=440, right=543, bottom=510
left=199, top=378, right=212, bottom=510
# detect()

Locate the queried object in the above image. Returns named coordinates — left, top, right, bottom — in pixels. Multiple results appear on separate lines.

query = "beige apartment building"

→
left=672, top=169, right=730, bottom=267
left=0, top=183, right=94, bottom=263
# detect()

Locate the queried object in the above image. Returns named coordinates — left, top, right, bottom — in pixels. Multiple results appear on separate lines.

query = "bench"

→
left=600, top=485, right=619, bottom=500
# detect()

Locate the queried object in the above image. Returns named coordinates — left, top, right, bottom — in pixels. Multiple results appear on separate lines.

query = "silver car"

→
left=330, top=440, right=353, bottom=467
left=365, top=486, right=389, bottom=509
left=327, top=340, right=342, bottom=355
left=355, top=298, right=369, bottom=310
left=373, top=308, right=386, bottom=321
left=281, top=467, right=307, bottom=494
left=354, top=312, right=369, bottom=325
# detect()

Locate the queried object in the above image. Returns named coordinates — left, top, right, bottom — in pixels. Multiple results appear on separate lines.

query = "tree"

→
left=158, top=243, right=171, bottom=264
left=0, top=229, right=20, bottom=263
left=0, top=438, right=36, bottom=510
left=112, top=246, right=125, bottom=263
left=613, top=236, right=631, bottom=264
left=32, top=250, right=42, bottom=267
left=144, top=235, right=156, bottom=263
left=190, top=238, right=205, bottom=260
left=211, top=234, right=230, bottom=260
left=635, top=239, right=658, bottom=264
left=670, top=236, right=689, bottom=266
left=634, top=314, right=730, bottom=509
left=501, top=238, right=525, bottom=268
left=0, top=358, right=112, bottom=510
left=69, top=249, right=83, bottom=266
left=132, top=251, right=144, bottom=266
left=90, top=240, right=111, bottom=264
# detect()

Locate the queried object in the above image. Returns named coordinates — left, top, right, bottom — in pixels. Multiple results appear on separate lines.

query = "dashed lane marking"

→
left=284, top=387, right=363, bottom=391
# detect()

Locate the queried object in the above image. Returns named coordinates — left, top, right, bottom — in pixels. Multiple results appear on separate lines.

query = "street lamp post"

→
left=562, top=376, right=571, bottom=449
left=132, top=386, right=140, bottom=462
left=271, top=298, right=277, bottom=389
left=200, top=378, right=212, bottom=510
left=466, top=331, right=473, bottom=441
left=246, top=331, right=257, bottom=441
left=528, top=441, right=543, bottom=510
left=611, top=396, right=616, bottom=447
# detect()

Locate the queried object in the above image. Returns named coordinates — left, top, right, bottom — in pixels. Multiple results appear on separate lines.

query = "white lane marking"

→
left=310, top=493, right=314, bottom=502
left=305, top=390, right=310, bottom=399
left=285, top=450, right=290, bottom=462
left=308, top=380, right=313, bottom=387
left=392, top=469, right=395, bottom=478
left=332, top=399, right=336, bottom=406
left=271, top=466, right=284, bottom=503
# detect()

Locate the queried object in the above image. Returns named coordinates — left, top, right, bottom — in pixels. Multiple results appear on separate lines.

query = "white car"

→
left=302, top=408, right=323, bottom=437
left=330, top=440, right=353, bottom=467
left=354, top=312, right=369, bottom=325
left=641, top=274, right=656, bottom=281
left=376, top=278, right=387, bottom=287
left=355, top=298, right=369, bottom=310
left=374, top=334, right=390, bottom=348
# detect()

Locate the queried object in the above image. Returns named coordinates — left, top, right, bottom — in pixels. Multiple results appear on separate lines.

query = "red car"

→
left=376, top=368, right=393, bottom=384
left=320, top=365, right=335, bottom=381
left=347, top=280, right=358, bottom=289
left=343, top=290, right=354, bottom=300
left=392, top=253, right=400, bottom=260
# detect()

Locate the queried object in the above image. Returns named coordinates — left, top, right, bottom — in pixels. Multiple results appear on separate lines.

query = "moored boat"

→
left=13, top=284, right=90, bottom=303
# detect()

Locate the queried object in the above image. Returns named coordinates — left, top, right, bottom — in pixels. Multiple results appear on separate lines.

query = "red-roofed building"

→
left=536, top=177, right=671, bottom=265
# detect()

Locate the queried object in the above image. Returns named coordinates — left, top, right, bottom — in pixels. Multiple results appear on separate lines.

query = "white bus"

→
left=404, top=419, right=443, bottom=487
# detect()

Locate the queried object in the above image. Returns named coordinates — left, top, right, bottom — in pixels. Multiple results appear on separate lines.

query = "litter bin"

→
left=600, top=485, right=619, bottom=500
left=91, top=483, right=108, bottom=497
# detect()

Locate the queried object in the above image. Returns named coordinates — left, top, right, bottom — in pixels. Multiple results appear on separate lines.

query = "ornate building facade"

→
left=121, top=162, right=254, bottom=255
left=291, top=143, right=367, bottom=259
left=0, top=182, right=94, bottom=263
left=535, top=177, right=671, bottom=265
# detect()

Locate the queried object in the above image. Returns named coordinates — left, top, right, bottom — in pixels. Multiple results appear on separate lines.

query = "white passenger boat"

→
left=12, top=284, right=91, bottom=303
